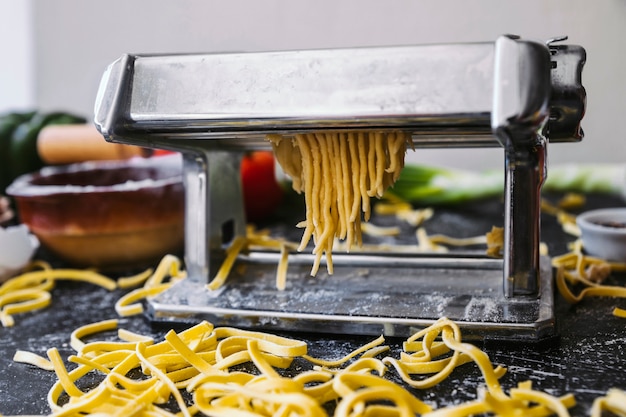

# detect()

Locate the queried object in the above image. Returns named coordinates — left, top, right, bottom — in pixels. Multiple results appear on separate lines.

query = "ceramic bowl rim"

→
left=6, top=154, right=182, bottom=198
left=576, top=207, right=626, bottom=236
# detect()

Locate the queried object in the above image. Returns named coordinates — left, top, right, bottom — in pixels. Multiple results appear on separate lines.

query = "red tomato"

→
left=152, top=149, right=176, bottom=156
left=240, top=151, right=283, bottom=222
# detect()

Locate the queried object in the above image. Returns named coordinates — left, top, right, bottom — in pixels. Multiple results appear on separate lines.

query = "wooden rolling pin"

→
left=37, top=124, right=149, bottom=164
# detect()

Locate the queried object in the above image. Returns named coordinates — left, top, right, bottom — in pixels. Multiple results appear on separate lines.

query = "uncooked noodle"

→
left=268, top=131, right=411, bottom=276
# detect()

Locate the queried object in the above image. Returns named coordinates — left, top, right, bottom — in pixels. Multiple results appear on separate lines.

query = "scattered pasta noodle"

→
left=541, top=196, right=583, bottom=237
left=383, top=318, right=506, bottom=390
left=338, top=197, right=498, bottom=257
left=547, top=199, right=626, bottom=319
left=613, top=307, right=626, bottom=318
left=554, top=257, right=626, bottom=315
left=5, top=192, right=621, bottom=414
left=590, top=388, right=626, bottom=417
left=115, top=254, right=186, bottom=317
left=386, top=318, right=575, bottom=416
left=373, top=196, right=434, bottom=227
left=556, top=193, right=586, bottom=211
left=206, top=226, right=298, bottom=292
left=415, top=224, right=511, bottom=259
left=415, top=227, right=449, bottom=253
left=268, top=131, right=412, bottom=276
left=535, top=198, right=626, bottom=417
left=13, top=349, right=54, bottom=371
left=426, top=233, right=488, bottom=248
left=360, top=222, right=401, bottom=237
left=13, top=316, right=578, bottom=416
left=202, top=193, right=506, bottom=290
left=552, top=239, right=626, bottom=316
left=425, top=380, right=576, bottom=417
left=485, top=226, right=505, bottom=258
left=0, top=253, right=190, bottom=326
left=0, top=261, right=125, bottom=327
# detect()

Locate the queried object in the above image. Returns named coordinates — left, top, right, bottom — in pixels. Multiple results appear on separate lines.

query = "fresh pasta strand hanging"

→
left=268, top=131, right=411, bottom=276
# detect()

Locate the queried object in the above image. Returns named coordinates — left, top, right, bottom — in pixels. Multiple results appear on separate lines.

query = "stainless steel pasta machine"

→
left=94, top=35, right=586, bottom=341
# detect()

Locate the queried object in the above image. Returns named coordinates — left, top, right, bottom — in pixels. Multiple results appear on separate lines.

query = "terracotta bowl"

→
left=7, top=154, right=185, bottom=270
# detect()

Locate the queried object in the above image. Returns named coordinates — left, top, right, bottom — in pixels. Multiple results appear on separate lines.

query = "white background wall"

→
left=0, top=1, right=34, bottom=111
left=2, top=0, right=625, bottom=170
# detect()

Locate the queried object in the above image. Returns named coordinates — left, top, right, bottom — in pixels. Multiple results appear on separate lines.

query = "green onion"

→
left=388, top=163, right=626, bottom=205
left=543, top=164, right=626, bottom=195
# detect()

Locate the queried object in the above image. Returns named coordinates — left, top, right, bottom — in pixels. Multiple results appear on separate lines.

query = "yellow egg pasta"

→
left=485, top=226, right=505, bottom=258
left=541, top=198, right=581, bottom=237
left=47, top=346, right=85, bottom=398
left=384, top=318, right=507, bottom=391
left=360, top=222, right=401, bottom=237
left=0, top=288, right=51, bottom=327
left=117, top=328, right=155, bottom=344
left=508, top=387, right=574, bottom=417
left=428, top=234, right=488, bottom=248
left=333, top=373, right=432, bottom=416
left=70, top=318, right=119, bottom=353
left=0, top=265, right=119, bottom=327
left=552, top=238, right=626, bottom=309
left=113, top=255, right=187, bottom=316
left=9, top=315, right=581, bottom=416
left=13, top=349, right=54, bottom=371
left=268, top=131, right=411, bottom=276
left=207, top=236, right=248, bottom=290
left=374, top=199, right=433, bottom=227
left=591, top=388, right=626, bottom=417
left=303, top=335, right=386, bottom=368
left=556, top=265, right=626, bottom=304
left=115, top=268, right=156, bottom=289
left=202, top=194, right=505, bottom=290
left=115, top=283, right=175, bottom=317
left=145, top=254, right=184, bottom=286
left=547, top=200, right=626, bottom=321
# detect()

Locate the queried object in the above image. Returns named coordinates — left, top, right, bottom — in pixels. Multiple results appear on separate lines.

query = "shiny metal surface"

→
left=148, top=254, right=555, bottom=342
left=94, top=39, right=584, bottom=147
left=100, top=43, right=494, bottom=138
left=492, top=35, right=552, bottom=297
left=183, top=151, right=246, bottom=281
left=547, top=42, right=586, bottom=141
left=93, top=35, right=586, bottom=340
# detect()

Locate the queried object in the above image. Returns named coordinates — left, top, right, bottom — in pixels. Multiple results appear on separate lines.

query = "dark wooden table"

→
left=1, top=194, right=625, bottom=416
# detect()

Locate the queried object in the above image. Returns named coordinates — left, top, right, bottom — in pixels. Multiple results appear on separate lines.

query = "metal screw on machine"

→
left=94, top=35, right=586, bottom=341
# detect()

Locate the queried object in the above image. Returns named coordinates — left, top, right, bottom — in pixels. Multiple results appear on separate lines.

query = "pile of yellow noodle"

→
left=4, top=252, right=619, bottom=416
left=268, top=131, right=410, bottom=276
left=13, top=316, right=580, bottom=417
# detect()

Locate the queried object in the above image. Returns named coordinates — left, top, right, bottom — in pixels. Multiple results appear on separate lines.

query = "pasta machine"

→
left=94, top=35, right=586, bottom=341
